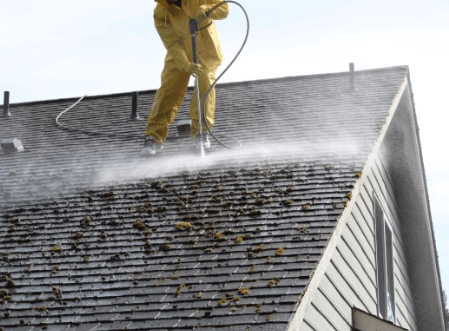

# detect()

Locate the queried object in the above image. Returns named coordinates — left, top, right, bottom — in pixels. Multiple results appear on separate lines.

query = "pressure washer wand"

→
left=189, top=18, right=205, bottom=157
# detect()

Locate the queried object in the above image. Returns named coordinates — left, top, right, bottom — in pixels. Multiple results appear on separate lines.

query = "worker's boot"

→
left=141, top=137, right=163, bottom=156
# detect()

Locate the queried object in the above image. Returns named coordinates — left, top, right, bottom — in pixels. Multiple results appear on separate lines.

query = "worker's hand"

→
left=185, top=63, right=204, bottom=76
left=194, top=5, right=209, bottom=22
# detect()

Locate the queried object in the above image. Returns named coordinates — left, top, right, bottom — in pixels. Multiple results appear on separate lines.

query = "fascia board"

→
left=403, top=73, right=446, bottom=328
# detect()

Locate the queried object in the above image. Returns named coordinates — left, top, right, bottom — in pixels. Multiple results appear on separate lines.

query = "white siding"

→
left=298, top=152, right=418, bottom=331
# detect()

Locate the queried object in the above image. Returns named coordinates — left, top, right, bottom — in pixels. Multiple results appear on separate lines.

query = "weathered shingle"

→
left=0, top=66, right=408, bottom=330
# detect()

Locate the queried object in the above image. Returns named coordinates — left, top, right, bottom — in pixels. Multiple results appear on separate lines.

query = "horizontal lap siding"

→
left=301, top=207, right=377, bottom=330
left=373, top=152, right=418, bottom=330
left=301, top=320, right=319, bottom=331
left=300, top=153, right=418, bottom=331
left=303, top=302, right=339, bottom=331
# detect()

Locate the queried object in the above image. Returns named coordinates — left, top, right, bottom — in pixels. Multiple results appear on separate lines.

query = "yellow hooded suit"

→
left=145, top=0, right=229, bottom=144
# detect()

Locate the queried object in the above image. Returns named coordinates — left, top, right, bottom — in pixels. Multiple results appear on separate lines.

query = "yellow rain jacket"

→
left=146, top=0, right=229, bottom=143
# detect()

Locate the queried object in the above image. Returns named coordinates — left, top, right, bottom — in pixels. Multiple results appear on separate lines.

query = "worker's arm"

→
left=196, top=1, right=229, bottom=21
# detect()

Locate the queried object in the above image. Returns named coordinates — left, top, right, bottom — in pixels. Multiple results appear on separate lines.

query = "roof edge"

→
left=405, top=71, right=447, bottom=326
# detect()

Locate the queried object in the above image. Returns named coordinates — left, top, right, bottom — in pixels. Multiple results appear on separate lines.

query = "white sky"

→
left=1, top=0, right=449, bottom=299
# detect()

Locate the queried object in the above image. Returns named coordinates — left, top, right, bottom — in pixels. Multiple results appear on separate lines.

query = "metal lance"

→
left=189, top=18, right=205, bottom=157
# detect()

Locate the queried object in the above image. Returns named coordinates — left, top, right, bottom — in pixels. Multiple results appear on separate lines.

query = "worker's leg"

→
left=189, top=66, right=217, bottom=139
left=146, top=56, right=190, bottom=144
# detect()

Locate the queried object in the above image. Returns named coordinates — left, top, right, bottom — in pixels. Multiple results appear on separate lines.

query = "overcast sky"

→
left=1, top=0, right=449, bottom=297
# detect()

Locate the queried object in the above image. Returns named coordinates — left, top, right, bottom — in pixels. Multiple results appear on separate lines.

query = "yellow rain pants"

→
left=146, top=0, right=229, bottom=144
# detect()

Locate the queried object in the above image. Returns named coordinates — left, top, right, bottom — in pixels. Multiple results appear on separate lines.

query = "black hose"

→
left=55, top=95, right=142, bottom=139
left=201, top=1, right=250, bottom=149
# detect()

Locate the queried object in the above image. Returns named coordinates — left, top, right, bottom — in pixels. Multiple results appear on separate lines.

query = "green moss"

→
left=247, top=265, right=256, bottom=273
left=175, top=222, right=193, bottom=231
left=73, top=232, right=83, bottom=240
left=301, top=203, right=312, bottom=211
left=267, top=278, right=280, bottom=287
left=249, top=209, right=261, bottom=217
left=133, top=220, right=147, bottom=231
left=175, top=284, right=185, bottom=297
left=80, top=216, right=90, bottom=228
left=283, top=199, right=294, bottom=207
left=276, top=247, right=285, bottom=256
left=299, top=227, right=309, bottom=234
left=238, top=287, right=250, bottom=295
left=50, top=243, right=62, bottom=253
left=235, top=236, right=245, bottom=243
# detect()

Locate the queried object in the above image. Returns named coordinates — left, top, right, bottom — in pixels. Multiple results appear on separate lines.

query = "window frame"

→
left=373, top=193, right=396, bottom=323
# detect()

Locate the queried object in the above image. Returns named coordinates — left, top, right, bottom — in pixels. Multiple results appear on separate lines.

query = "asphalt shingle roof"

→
left=0, top=66, right=408, bottom=330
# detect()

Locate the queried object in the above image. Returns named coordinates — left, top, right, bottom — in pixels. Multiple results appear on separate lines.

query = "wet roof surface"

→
left=0, top=66, right=408, bottom=330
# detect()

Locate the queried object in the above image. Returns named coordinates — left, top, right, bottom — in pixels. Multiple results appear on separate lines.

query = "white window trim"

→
left=374, top=193, right=396, bottom=324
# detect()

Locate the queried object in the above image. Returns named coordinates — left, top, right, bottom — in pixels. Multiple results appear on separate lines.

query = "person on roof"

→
left=142, top=0, right=229, bottom=155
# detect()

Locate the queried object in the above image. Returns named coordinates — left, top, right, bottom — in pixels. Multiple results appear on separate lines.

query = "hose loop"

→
left=201, top=1, right=249, bottom=149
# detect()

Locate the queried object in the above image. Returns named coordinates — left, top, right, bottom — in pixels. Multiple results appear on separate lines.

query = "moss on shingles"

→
left=238, top=287, right=250, bottom=295
left=6, top=277, right=15, bottom=287
left=299, top=227, right=309, bottom=234
left=255, top=244, right=264, bottom=252
left=267, top=278, right=280, bottom=287
left=9, top=217, right=20, bottom=224
left=301, top=203, right=312, bottom=211
left=283, top=199, right=294, bottom=207
left=80, top=216, right=90, bottom=228
left=175, top=284, right=185, bottom=297
left=276, top=247, right=285, bottom=256
left=235, top=236, right=245, bottom=243
left=133, top=220, right=147, bottom=231
left=73, top=232, right=83, bottom=240
left=249, top=209, right=261, bottom=217
left=50, top=243, right=62, bottom=253
left=175, top=222, right=193, bottom=231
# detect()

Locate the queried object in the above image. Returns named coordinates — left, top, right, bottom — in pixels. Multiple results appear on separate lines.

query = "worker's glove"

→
left=194, top=5, right=209, bottom=23
left=184, top=63, right=204, bottom=76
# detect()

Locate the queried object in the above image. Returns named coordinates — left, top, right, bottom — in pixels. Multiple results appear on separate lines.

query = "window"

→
left=374, top=195, right=396, bottom=322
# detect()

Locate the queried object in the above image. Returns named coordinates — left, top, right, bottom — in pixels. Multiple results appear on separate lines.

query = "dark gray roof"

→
left=0, top=66, right=408, bottom=330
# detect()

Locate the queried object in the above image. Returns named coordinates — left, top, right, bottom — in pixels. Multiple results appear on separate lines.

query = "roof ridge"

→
left=2, top=65, right=409, bottom=108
